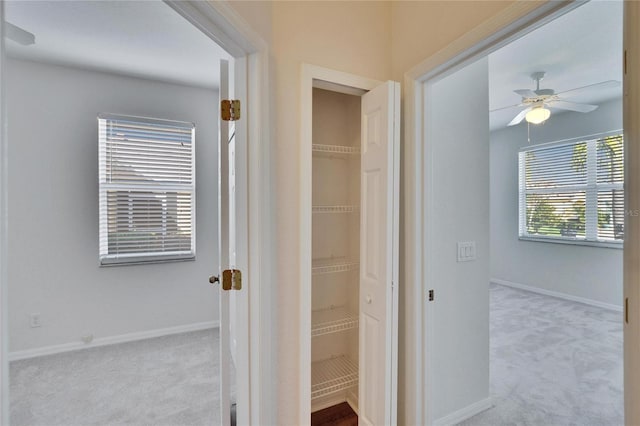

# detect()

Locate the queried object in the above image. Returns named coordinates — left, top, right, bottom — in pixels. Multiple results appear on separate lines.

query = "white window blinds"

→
left=98, top=114, right=196, bottom=265
left=519, top=133, right=623, bottom=245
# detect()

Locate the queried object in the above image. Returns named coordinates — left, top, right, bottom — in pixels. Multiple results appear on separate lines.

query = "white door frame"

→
left=0, top=1, right=275, bottom=424
left=0, top=2, right=8, bottom=423
left=401, top=2, right=607, bottom=424
left=624, top=2, right=640, bottom=425
left=299, top=64, right=382, bottom=424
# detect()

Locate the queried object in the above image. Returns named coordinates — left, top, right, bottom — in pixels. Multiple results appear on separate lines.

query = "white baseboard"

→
left=433, top=397, right=493, bottom=426
left=346, top=390, right=359, bottom=415
left=311, top=392, right=348, bottom=413
left=9, top=320, right=219, bottom=362
left=491, top=278, right=623, bottom=312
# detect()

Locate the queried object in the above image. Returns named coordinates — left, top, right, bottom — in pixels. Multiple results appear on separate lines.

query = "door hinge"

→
left=221, top=100, right=241, bottom=121
left=221, top=269, right=242, bottom=291
left=428, top=289, right=434, bottom=302
left=625, top=297, right=629, bottom=324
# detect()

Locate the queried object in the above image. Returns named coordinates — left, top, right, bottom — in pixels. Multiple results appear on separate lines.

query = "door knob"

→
left=209, top=275, right=220, bottom=284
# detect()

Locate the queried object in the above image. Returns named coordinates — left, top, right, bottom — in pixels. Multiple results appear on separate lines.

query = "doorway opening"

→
left=409, top=1, right=624, bottom=424
left=299, top=65, right=400, bottom=426
left=482, top=3, right=623, bottom=423
left=3, top=1, right=244, bottom=424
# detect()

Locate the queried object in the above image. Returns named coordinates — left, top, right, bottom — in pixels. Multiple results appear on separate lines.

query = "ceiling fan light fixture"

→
left=525, top=106, right=551, bottom=124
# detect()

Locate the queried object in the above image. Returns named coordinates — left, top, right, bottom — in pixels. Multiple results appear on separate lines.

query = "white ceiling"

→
left=5, top=1, right=622, bottom=115
left=489, top=0, right=623, bottom=131
left=5, top=1, right=229, bottom=89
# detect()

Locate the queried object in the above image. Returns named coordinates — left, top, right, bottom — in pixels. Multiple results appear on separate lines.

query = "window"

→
left=519, top=132, right=623, bottom=246
left=99, top=114, right=196, bottom=265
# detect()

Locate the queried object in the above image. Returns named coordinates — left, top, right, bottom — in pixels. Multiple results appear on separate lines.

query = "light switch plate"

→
left=29, top=313, right=41, bottom=328
left=457, top=241, right=476, bottom=262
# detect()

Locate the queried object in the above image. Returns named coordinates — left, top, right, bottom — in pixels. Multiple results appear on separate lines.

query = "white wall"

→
left=270, top=4, right=392, bottom=422
left=7, top=58, right=219, bottom=353
left=428, top=57, right=491, bottom=420
left=390, top=1, right=517, bottom=81
left=226, top=3, right=541, bottom=424
left=490, top=98, right=623, bottom=307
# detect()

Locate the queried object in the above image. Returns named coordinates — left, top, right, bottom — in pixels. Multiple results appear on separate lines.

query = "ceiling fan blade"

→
left=508, top=107, right=532, bottom=126
left=490, top=103, right=525, bottom=113
left=548, top=100, right=598, bottom=113
left=514, top=89, right=537, bottom=98
left=5, top=22, right=35, bottom=46
left=555, top=80, right=621, bottom=98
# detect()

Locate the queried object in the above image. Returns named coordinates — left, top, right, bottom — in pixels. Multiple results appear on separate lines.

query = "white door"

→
left=359, top=81, right=400, bottom=426
left=624, top=2, right=640, bottom=424
left=217, top=58, right=250, bottom=426
left=217, top=58, right=233, bottom=426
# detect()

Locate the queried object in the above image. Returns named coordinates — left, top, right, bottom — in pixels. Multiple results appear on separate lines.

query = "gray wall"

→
left=7, top=58, right=220, bottom=352
left=490, top=98, right=623, bottom=307
left=429, top=57, right=490, bottom=420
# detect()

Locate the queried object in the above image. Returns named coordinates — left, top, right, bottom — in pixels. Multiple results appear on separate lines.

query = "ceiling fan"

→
left=5, top=22, right=35, bottom=46
left=494, top=71, right=620, bottom=126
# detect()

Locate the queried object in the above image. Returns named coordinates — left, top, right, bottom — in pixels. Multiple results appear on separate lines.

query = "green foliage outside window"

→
left=521, top=135, right=623, bottom=242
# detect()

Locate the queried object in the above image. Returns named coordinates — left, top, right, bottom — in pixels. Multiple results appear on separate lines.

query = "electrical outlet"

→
left=457, top=241, right=477, bottom=262
left=29, top=313, right=41, bottom=328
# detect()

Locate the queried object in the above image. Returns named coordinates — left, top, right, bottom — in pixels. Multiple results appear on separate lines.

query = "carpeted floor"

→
left=10, top=328, right=222, bottom=426
left=460, top=284, right=623, bottom=426
left=10, top=285, right=623, bottom=426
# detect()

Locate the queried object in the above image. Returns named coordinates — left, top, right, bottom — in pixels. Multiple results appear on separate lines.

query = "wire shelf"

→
left=312, top=258, right=359, bottom=275
left=312, top=205, right=358, bottom=214
left=312, top=144, right=360, bottom=155
left=312, top=306, right=358, bottom=337
left=311, top=356, right=358, bottom=400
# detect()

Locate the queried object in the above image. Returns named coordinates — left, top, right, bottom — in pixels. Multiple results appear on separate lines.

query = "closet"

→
left=301, top=65, right=400, bottom=426
left=311, top=88, right=362, bottom=413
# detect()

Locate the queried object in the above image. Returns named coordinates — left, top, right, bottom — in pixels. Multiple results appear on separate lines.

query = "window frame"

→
left=98, top=113, right=197, bottom=266
left=518, top=130, right=624, bottom=249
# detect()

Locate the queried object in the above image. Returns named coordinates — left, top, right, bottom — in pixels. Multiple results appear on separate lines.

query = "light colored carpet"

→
left=11, top=286, right=622, bottom=426
left=10, top=328, right=223, bottom=426
left=460, top=284, right=623, bottom=426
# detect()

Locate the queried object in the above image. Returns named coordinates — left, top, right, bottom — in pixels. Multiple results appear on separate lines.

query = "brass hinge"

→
left=625, top=297, right=629, bottom=324
left=624, top=50, right=627, bottom=75
left=222, top=269, right=242, bottom=291
left=221, top=100, right=241, bottom=121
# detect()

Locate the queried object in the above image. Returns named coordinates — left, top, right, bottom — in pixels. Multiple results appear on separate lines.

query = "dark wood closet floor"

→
left=311, top=402, right=358, bottom=426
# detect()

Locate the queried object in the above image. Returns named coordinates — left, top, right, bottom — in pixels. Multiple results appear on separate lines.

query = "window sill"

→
left=518, top=236, right=623, bottom=249
left=100, top=254, right=196, bottom=267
